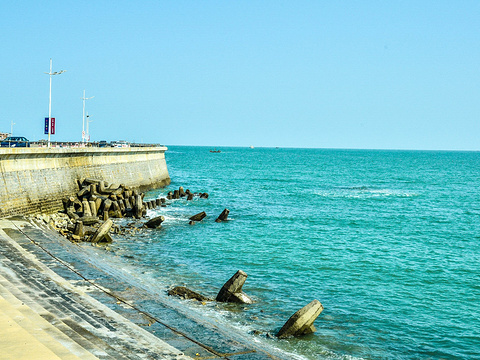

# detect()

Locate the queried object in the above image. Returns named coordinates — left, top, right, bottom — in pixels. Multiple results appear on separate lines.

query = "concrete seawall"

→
left=0, top=146, right=170, bottom=217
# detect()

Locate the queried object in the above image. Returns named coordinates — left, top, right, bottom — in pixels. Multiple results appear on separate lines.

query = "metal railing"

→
left=1, top=140, right=164, bottom=149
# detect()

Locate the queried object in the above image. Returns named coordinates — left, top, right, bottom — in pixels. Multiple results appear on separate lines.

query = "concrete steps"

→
left=0, top=283, right=98, bottom=360
left=0, top=273, right=119, bottom=360
left=0, top=222, right=191, bottom=360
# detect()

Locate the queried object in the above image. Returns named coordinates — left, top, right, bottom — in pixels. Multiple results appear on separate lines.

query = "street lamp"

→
left=10, top=121, right=15, bottom=136
left=81, top=90, right=94, bottom=144
left=44, top=58, right=66, bottom=147
left=86, top=112, right=93, bottom=142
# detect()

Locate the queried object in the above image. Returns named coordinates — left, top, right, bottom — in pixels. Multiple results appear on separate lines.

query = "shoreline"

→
left=0, top=216, right=191, bottom=360
left=0, top=216, right=290, bottom=360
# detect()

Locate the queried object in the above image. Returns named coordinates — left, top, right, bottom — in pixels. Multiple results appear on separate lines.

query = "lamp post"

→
left=44, top=59, right=66, bottom=147
left=85, top=112, right=93, bottom=142
left=10, top=121, right=15, bottom=136
left=81, top=90, right=94, bottom=144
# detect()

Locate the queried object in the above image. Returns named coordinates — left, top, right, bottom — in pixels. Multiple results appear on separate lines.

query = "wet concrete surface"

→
left=0, top=217, right=287, bottom=360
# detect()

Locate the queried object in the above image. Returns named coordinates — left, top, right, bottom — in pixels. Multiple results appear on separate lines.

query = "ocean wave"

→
left=313, top=187, right=419, bottom=199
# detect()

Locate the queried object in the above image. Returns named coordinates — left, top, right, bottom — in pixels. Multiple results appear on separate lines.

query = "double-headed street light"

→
left=44, top=59, right=66, bottom=147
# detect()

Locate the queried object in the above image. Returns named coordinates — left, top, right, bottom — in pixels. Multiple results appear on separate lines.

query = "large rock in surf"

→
left=134, top=194, right=143, bottom=219
left=179, top=186, right=186, bottom=197
left=167, top=286, right=211, bottom=302
left=216, top=270, right=254, bottom=304
left=91, top=219, right=113, bottom=243
left=145, top=215, right=165, bottom=228
left=189, top=211, right=207, bottom=222
left=215, top=208, right=229, bottom=222
left=276, top=299, right=324, bottom=339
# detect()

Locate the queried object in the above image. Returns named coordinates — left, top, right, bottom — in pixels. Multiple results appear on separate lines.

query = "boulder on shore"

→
left=91, top=219, right=113, bottom=243
left=77, top=216, right=100, bottom=226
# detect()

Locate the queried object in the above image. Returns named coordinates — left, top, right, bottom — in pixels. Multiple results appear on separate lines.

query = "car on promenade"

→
left=0, top=136, right=30, bottom=147
left=111, top=140, right=130, bottom=148
left=98, top=140, right=108, bottom=147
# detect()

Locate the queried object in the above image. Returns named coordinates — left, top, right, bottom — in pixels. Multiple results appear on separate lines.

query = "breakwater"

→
left=0, top=146, right=170, bottom=217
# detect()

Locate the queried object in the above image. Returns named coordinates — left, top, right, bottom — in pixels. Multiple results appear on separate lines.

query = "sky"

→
left=1, top=1, right=479, bottom=150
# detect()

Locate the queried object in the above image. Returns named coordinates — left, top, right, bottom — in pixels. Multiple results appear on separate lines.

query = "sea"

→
left=88, top=146, right=480, bottom=359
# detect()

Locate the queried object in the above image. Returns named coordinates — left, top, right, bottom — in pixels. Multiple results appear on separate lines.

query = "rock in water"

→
left=173, top=190, right=180, bottom=199
left=134, top=195, right=143, bottom=219
left=276, top=299, right=324, bottom=339
left=216, top=270, right=254, bottom=304
left=167, top=286, right=210, bottom=301
left=189, top=211, right=207, bottom=222
left=179, top=186, right=186, bottom=197
left=145, top=215, right=165, bottom=228
left=215, top=208, right=229, bottom=222
left=91, top=219, right=113, bottom=243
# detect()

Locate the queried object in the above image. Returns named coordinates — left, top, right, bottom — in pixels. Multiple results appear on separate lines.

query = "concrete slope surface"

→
left=0, top=217, right=288, bottom=360
left=0, top=217, right=191, bottom=360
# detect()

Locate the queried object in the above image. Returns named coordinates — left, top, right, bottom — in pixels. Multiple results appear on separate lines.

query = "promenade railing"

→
left=27, top=141, right=164, bottom=148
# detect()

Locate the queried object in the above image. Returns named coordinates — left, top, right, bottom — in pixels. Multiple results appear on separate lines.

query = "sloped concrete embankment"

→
left=0, top=216, right=189, bottom=360
left=0, top=217, right=290, bottom=360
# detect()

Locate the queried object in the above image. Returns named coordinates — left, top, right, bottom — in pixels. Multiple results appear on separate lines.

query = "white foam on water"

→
left=313, top=187, right=419, bottom=199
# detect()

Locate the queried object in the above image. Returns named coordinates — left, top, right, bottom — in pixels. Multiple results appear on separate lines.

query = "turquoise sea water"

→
left=106, top=146, right=480, bottom=359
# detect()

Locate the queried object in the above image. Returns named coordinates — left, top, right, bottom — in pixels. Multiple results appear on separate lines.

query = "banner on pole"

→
left=44, top=117, right=56, bottom=135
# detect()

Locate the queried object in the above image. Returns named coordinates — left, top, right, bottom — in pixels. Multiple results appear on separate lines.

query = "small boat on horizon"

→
left=210, top=149, right=221, bottom=153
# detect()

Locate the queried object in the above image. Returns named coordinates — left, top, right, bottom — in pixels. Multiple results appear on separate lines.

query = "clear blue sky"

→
left=1, top=1, right=479, bottom=150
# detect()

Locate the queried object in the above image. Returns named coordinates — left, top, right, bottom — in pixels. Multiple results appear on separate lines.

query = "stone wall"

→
left=0, top=147, right=170, bottom=217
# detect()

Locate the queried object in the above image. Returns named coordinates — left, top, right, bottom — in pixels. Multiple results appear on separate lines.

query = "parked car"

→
left=98, top=140, right=108, bottom=148
left=0, top=136, right=30, bottom=147
left=111, top=140, right=130, bottom=148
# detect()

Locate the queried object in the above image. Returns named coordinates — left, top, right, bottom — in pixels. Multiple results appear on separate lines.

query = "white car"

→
left=111, top=140, right=130, bottom=148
